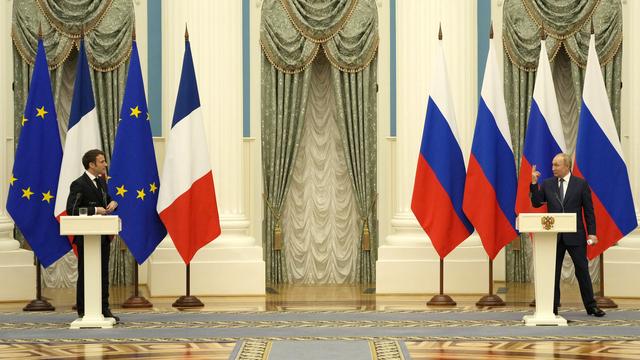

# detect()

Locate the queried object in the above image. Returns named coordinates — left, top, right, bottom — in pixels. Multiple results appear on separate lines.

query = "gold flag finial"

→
left=540, top=24, right=546, bottom=41
left=590, top=17, right=595, bottom=35
left=185, top=23, right=189, bottom=41
left=37, top=23, right=43, bottom=39
left=438, top=23, right=442, bottom=40
left=489, top=21, right=494, bottom=39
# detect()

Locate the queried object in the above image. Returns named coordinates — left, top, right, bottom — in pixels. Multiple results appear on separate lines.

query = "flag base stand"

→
left=595, top=296, right=618, bottom=309
left=24, top=260, right=54, bottom=311
left=172, top=295, right=204, bottom=308
left=123, top=265, right=152, bottom=308
left=476, top=294, right=505, bottom=307
left=427, top=294, right=456, bottom=306
left=595, top=255, right=617, bottom=308
left=123, top=296, right=153, bottom=308
left=23, top=299, right=55, bottom=311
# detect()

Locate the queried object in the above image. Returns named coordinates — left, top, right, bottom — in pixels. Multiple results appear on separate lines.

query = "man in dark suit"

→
left=530, top=153, right=605, bottom=317
left=66, top=149, right=119, bottom=322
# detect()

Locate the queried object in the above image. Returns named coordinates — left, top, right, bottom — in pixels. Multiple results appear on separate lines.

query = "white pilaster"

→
left=0, top=0, right=36, bottom=301
left=377, top=0, right=489, bottom=294
left=149, top=0, right=264, bottom=296
left=603, top=0, right=640, bottom=297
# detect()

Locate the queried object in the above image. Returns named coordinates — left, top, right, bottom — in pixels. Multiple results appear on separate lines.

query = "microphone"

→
left=72, top=193, right=82, bottom=215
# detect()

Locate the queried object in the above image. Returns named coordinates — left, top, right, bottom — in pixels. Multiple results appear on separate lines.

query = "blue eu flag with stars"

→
left=109, top=40, right=167, bottom=264
left=6, top=38, right=72, bottom=267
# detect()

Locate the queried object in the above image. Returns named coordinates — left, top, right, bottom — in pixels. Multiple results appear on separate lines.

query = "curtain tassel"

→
left=274, top=221, right=282, bottom=251
left=362, top=219, right=370, bottom=251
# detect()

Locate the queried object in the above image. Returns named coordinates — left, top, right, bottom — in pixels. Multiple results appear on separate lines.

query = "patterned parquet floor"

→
left=0, top=283, right=639, bottom=359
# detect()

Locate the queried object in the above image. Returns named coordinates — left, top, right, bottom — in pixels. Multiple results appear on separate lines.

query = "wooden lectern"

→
left=517, top=213, right=576, bottom=326
left=61, top=215, right=121, bottom=329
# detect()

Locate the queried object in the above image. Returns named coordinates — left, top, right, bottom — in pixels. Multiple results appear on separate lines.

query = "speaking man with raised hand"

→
left=530, top=153, right=605, bottom=317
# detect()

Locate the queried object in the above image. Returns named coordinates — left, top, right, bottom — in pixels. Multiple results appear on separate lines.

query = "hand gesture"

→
left=531, top=165, right=541, bottom=184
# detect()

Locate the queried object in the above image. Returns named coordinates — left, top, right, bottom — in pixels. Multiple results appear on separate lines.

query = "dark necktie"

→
left=559, top=178, right=565, bottom=203
left=94, top=178, right=107, bottom=206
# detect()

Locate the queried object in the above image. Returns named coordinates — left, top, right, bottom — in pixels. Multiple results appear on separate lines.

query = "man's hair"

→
left=557, top=153, right=572, bottom=169
left=82, top=149, right=105, bottom=170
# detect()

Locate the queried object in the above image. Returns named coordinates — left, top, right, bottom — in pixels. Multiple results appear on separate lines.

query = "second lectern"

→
left=517, top=213, right=576, bottom=326
left=61, top=215, right=121, bottom=329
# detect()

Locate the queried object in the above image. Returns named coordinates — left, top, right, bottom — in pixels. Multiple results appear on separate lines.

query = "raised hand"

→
left=532, top=165, right=541, bottom=184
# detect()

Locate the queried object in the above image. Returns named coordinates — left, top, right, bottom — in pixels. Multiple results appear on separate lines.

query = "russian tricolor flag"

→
left=515, top=39, right=566, bottom=215
left=54, top=40, right=102, bottom=221
left=157, top=35, right=221, bottom=265
left=463, top=36, right=518, bottom=260
left=575, top=34, right=637, bottom=260
left=411, top=39, right=473, bottom=259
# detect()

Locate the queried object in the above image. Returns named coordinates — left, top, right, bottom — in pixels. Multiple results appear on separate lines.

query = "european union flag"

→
left=108, top=40, right=167, bottom=264
left=6, top=38, right=72, bottom=267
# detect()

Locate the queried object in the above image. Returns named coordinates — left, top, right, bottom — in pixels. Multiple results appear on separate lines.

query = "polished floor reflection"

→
left=0, top=283, right=638, bottom=359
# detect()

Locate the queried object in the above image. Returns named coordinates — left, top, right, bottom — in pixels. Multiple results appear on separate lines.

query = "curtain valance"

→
left=12, top=0, right=133, bottom=72
left=261, top=0, right=378, bottom=74
left=503, top=0, right=622, bottom=71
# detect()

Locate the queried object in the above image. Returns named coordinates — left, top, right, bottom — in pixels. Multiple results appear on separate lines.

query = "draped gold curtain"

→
left=261, top=0, right=378, bottom=284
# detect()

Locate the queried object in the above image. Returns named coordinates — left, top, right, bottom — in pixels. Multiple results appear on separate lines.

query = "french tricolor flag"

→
left=574, top=34, right=637, bottom=260
left=463, top=36, right=518, bottom=260
left=515, top=39, right=566, bottom=215
left=411, top=39, right=473, bottom=259
left=157, top=35, right=221, bottom=265
left=54, top=40, right=102, bottom=221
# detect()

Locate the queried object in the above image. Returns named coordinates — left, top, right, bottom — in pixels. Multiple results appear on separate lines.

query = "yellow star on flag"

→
left=149, top=182, right=158, bottom=194
left=22, top=187, right=34, bottom=200
left=116, top=185, right=128, bottom=197
left=9, top=175, right=17, bottom=186
left=36, top=106, right=48, bottom=119
left=136, top=188, right=146, bottom=200
left=21, top=115, right=28, bottom=126
left=41, top=191, right=54, bottom=203
left=130, top=106, right=142, bottom=118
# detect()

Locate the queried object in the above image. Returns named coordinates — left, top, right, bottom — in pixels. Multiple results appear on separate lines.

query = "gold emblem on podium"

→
left=541, top=216, right=555, bottom=230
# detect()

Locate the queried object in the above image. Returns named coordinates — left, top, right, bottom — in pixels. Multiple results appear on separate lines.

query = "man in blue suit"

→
left=530, top=153, right=605, bottom=317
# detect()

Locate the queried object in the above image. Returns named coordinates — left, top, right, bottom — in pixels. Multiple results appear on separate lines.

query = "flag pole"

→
left=122, top=261, right=153, bottom=308
left=476, top=258, right=506, bottom=307
left=427, top=258, right=456, bottom=306
left=172, top=263, right=204, bottom=308
left=595, top=253, right=617, bottom=308
left=23, top=258, right=55, bottom=311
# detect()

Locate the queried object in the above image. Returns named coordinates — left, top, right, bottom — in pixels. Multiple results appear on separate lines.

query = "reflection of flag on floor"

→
left=515, top=39, right=566, bottom=215
left=411, top=39, right=473, bottom=259
left=109, top=40, right=167, bottom=264
left=463, top=36, right=518, bottom=260
left=157, top=35, right=221, bottom=265
left=54, top=40, right=102, bottom=223
left=6, top=37, right=71, bottom=267
left=574, top=34, right=637, bottom=260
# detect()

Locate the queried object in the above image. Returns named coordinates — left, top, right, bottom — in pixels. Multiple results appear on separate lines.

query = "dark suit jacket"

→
left=530, top=175, right=596, bottom=246
left=65, top=173, right=112, bottom=217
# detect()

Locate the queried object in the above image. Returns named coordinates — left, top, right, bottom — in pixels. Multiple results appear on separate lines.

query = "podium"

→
left=61, top=215, right=121, bottom=329
left=517, top=213, right=576, bottom=326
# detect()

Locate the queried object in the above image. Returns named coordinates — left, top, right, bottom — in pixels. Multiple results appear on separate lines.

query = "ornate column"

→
left=377, top=0, right=488, bottom=294
left=604, top=0, right=640, bottom=297
left=149, top=0, right=264, bottom=296
left=0, top=0, right=36, bottom=301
